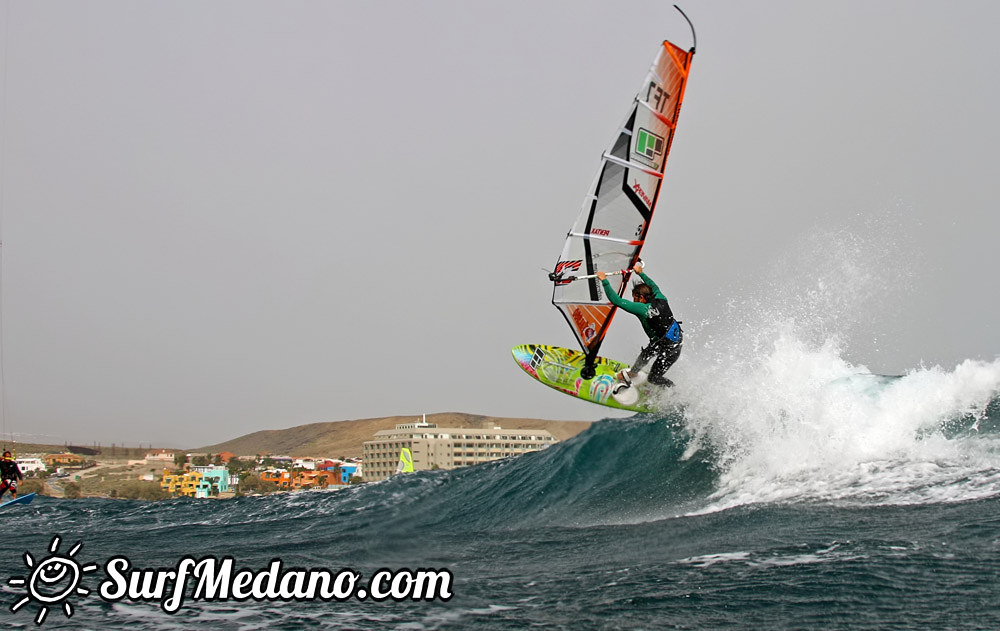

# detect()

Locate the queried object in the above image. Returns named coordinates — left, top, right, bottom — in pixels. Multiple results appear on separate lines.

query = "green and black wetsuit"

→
left=600, top=271, right=682, bottom=386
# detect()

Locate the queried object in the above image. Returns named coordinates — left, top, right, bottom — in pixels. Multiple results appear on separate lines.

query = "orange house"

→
left=44, top=453, right=86, bottom=467
left=260, top=470, right=291, bottom=489
left=291, top=470, right=339, bottom=490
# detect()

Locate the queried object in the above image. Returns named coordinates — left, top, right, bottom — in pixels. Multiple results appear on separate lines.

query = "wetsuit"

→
left=0, top=457, right=23, bottom=499
left=600, top=271, right=682, bottom=386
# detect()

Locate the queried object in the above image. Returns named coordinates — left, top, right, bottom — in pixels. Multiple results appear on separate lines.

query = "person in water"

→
left=0, top=450, right=24, bottom=500
left=596, top=262, right=682, bottom=390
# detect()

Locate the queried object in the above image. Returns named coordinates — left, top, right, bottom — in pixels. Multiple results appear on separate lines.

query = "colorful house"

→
left=291, top=470, right=339, bottom=490
left=160, top=466, right=229, bottom=498
left=317, top=460, right=359, bottom=484
left=44, top=453, right=86, bottom=467
left=337, top=463, right=360, bottom=484
left=260, top=469, right=291, bottom=489
left=161, top=470, right=203, bottom=497
left=191, top=466, right=230, bottom=497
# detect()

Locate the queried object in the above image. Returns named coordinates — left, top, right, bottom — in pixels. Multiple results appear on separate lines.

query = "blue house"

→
left=191, top=466, right=230, bottom=497
left=338, top=463, right=359, bottom=484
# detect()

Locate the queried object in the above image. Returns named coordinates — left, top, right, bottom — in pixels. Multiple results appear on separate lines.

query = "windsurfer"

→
left=596, top=263, right=682, bottom=392
left=0, top=450, right=24, bottom=500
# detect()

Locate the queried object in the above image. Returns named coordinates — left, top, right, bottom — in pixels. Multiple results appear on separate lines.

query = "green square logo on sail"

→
left=635, top=128, right=665, bottom=164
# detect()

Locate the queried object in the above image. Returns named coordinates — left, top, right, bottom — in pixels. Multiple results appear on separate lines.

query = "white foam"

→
left=685, top=334, right=1000, bottom=512
left=667, top=222, right=1000, bottom=512
left=676, top=551, right=752, bottom=567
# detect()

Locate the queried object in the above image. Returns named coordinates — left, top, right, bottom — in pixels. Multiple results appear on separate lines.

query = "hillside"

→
left=195, top=412, right=592, bottom=458
left=3, top=442, right=166, bottom=460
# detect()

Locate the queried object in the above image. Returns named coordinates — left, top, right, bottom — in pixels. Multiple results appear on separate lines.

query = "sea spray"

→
left=661, top=218, right=1000, bottom=512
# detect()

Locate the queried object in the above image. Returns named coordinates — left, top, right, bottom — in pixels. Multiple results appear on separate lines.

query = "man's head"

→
left=632, top=283, right=652, bottom=303
left=2, top=451, right=11, bottom=459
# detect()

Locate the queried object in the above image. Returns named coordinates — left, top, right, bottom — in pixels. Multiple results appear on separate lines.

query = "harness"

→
left=0, top=460, right=18, bottom=480
left=646, top=298, right=683, bottom=343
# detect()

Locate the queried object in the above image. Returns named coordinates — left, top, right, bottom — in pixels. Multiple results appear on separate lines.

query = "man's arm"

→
left=637, top=272, right=670, bottom=303
left=600, top=278, right=648, bottom=317
left=637, top=271, right=661, bottom=296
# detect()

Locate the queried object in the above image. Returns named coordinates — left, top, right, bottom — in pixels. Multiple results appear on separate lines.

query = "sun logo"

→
left=7, top=535, right=99, bottom=625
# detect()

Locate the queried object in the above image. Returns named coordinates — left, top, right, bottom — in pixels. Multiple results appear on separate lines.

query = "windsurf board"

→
left=512, top=344, right=657, bottom=413
left=0, top=492, right=35, bottom=510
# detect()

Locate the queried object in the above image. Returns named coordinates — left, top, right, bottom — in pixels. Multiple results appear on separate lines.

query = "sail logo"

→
left=571, top=308, right=596, bottom=343
left=646, top=81, right=671, bottom=114
left=553, top=260, right=582, bottom=285
left=631, top=180, right=653, bottom=208
left=633, top=127, right=665, bottom=168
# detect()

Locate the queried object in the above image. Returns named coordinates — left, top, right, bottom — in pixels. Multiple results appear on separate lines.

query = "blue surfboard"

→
left=0, top=492, right=35, bottom=509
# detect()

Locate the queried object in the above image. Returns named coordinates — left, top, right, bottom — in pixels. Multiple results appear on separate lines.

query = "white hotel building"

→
left=363, top=421, right=557, bottom=482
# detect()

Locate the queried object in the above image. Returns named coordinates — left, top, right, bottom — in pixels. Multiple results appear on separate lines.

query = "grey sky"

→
left=1, top=1, right=998, bottom=447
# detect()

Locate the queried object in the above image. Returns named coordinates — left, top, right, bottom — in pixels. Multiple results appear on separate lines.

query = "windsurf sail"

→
left=395, top=447, right=414, bottom=475
left=549, top=10, right=694, bottom=378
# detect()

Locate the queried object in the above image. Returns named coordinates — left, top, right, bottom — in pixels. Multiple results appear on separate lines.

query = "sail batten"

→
left=567, top=232, right=643, bottom=246
left=638, top=99, right=677, bottom=128
left=550, top=35, right=694, bottom=364
left=601, top=153, right=664, bottom=177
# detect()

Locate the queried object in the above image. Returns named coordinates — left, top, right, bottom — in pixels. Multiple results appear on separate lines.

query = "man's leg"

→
left=648, top=342, right=682, bottom=386
left=630, top=344, right=657, bottom=375
left=617, top=343, right=655, bottom=387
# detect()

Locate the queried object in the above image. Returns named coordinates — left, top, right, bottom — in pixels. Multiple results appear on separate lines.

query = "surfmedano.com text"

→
left=99, top=556, right=454, bottom=612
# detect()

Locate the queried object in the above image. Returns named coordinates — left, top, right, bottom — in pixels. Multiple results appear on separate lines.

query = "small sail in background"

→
left=395, top=447, right=414, bottom=475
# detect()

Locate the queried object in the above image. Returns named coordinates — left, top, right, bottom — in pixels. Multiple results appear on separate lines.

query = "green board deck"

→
left=512, top=343, right=657, bottom=413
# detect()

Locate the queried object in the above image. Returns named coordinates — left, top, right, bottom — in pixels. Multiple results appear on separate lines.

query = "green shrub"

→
left=118, top=481, right=169, bottom=501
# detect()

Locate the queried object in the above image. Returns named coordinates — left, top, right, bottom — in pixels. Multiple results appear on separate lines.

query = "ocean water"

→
left=2, top=351, right=1000, bottom=630
left=4, top=227, right=1000, bottom=629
